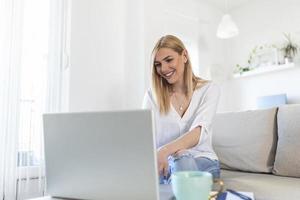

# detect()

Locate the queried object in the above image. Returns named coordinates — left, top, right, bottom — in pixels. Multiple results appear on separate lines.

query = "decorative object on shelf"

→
left=281, top=33, right=298, bottom=64
left=250, top=45, right=278, bottom=68
left=233, top=33, right=299, bottom=77
left=234, top=44, right=278, bottom=75
left=216, top=0, right=239, bottom=39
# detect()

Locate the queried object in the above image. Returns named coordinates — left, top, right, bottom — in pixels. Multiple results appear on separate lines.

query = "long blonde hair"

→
left=151, top=35, right=207, bottom=114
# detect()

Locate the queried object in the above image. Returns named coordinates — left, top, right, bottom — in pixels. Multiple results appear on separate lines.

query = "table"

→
left=28, top=185, right=255, bottom=200
left=28, top=185, right=174, bottom=200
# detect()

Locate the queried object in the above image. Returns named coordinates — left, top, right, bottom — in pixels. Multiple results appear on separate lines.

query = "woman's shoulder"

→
left=192, top=81, right=220, bottom=107
left=194, top=80, right=220, bottom=93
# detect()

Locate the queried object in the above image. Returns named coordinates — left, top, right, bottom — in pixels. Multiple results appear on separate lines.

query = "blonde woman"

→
left=143, top=35, right=220, bottom=184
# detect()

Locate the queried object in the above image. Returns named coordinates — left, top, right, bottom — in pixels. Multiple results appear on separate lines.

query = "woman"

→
left=143, top=35, right=220, bottom=184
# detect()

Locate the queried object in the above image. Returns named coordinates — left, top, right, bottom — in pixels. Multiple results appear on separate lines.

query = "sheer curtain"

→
left=0, top=0, right=70, bottom=199
left=0, top=0, right=23, bottom=199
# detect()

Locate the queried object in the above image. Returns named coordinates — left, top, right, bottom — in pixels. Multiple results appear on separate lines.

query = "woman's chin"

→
left=166, top=78, right=177, bottom=84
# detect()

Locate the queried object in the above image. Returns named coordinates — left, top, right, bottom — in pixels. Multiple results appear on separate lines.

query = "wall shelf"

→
left=233, top=63, right=297, bottom=78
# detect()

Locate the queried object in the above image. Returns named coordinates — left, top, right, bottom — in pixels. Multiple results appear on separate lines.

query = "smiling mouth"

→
left=163, top=70, right=175, bottom=79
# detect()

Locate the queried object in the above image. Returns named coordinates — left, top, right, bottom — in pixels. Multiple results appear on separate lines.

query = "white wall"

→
left=69, top=0, right=144, bottom=111
left=219, top=67, right=300, bottom=112
left=68, top=0, right=223, bottom=111
left=218, top=0, right=300, bottom=112
left=68, top=0, right=300, bottom=113
left=122, top=0, right=145, bottom=109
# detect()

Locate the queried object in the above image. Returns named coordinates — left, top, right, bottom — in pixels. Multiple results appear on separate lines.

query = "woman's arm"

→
left=160, top=126, right=201, bottom=155
left=157, top=126, right=201, bottom=176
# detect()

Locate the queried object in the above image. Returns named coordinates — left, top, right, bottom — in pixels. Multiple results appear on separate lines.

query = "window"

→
left=18, top=0, right=50, bottom=168
left=0, top=0, right=70, bottom=198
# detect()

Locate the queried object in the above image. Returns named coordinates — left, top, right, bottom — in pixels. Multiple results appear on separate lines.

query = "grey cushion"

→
left=212, top=108, right=277, bottom=173
left=273, top=104, right=300, bottom=177
left=221, top=169, right=300, bottom=200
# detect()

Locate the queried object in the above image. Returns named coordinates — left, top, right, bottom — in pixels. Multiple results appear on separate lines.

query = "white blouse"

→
left=142, top=82, right=220, bottom=160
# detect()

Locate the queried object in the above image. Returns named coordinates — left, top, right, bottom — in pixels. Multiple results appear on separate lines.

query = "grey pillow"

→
left=212, top=108, right=277, bottom=173
left=273, top=104, right=300, bottom=177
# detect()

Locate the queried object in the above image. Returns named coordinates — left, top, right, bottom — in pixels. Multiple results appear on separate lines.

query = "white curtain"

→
left=0, top=0, right=24, bottom=199
left=0, top=0, right=70, bottom=199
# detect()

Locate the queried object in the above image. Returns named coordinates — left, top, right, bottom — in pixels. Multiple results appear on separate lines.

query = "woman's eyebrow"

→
left=155, top=55, right=172, bottom=63
left=163, top=56, right=172, bottom=61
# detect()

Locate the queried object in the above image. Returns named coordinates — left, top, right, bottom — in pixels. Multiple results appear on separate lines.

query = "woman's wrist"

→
left=159, top=146, right=171, bottom=157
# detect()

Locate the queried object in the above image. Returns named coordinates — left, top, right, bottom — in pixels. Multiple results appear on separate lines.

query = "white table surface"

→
left=28, top=185, right=173, bottom=200
left=28, top=185, right=255, bottom=200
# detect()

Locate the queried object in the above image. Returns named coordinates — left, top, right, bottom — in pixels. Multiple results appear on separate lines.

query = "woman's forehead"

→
left=155, top=48, right=178, bottom=61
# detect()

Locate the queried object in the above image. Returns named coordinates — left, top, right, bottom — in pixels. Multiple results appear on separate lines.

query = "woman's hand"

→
left=157, top=147, right=170, bottom=177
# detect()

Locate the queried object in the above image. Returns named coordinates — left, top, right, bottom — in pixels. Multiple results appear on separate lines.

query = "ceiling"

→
left=202, top=0, right=252, bottom=12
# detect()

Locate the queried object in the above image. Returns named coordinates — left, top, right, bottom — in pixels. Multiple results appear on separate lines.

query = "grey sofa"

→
left=212, top=104, right=300, bottom=200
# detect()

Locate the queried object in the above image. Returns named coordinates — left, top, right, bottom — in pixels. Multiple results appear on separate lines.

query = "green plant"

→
left=281, top=33, right=298, bottom=59
left=235, top=64, right=251, bottom=75
left=234, top=44, right=277, bottom=75
left=247, top=46, right=259, bottom=66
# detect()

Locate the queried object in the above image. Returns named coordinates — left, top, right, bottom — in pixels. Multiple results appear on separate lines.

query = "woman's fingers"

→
left=163, top=163, right=169, bottom=177
left=163, top=167, right=168, bottom=177
left=158, top=162, right=169, bottom=177
left=158, top=164, right=163, bottom=174
left=157, top=149, right=170, bottom=177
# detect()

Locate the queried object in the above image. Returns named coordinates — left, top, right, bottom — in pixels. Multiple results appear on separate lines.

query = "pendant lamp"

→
left=216, top=0, right=239, bottom=39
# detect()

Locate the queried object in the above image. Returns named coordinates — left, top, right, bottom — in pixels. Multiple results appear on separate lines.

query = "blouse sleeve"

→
left=189, top=83, right=220, bottom=145
left=142, top=89, right=154, bottom=110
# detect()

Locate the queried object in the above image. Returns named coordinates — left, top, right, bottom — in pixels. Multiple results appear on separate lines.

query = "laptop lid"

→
left=43, top=110, right=159, bottom=200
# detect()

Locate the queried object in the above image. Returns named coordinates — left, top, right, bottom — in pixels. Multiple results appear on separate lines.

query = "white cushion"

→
left=212, top=108, right=277, bottom=173
left=273, top=104, right=300, bottom=177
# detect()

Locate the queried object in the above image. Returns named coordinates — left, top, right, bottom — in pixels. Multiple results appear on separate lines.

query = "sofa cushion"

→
left=221, top=169, right=300, bottom=200
left=212, top=108, right=277, bottom=173
left=273, top=104, right=300, bottom=177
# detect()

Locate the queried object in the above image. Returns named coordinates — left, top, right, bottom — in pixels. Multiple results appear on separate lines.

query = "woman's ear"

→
left=183, top=49, right=188, bottom=63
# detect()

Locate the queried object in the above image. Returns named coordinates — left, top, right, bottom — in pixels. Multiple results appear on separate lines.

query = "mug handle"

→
left=209, top=179, right=224, bottom=200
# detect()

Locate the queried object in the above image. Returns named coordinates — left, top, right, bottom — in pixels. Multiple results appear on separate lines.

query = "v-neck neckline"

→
left=171, top=89, right=196, bottom=121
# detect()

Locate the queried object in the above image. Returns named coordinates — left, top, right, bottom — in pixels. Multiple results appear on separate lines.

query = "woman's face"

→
left=154, top=48, right=187, bottom=85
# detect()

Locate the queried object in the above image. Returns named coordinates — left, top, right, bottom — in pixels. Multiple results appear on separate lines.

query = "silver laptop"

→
left=43, top=110, right=161, bottom=200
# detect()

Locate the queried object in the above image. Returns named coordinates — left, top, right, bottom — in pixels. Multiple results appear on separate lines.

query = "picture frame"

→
left=250, top=47, right=279, bottom=68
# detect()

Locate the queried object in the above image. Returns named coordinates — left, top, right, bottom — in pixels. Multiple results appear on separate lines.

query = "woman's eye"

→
left=166, top=59, right=173, bottom=63
left=154, top=63, right=161, bottom=68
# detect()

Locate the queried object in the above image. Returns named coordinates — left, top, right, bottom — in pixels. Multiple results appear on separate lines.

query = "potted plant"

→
left=281, top=33, right=298, bottom=63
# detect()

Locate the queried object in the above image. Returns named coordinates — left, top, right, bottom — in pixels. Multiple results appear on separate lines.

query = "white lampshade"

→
left=216, top=14, right=239, bottom=39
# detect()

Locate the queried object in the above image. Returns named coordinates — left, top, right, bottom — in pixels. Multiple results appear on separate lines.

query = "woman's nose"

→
left=161, top=62, right=169, bottom=72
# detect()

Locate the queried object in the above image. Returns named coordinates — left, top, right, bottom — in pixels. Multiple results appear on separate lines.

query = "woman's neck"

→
left=172, top=79, right=186, bottom=94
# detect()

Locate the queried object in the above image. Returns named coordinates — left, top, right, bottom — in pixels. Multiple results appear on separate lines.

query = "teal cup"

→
left=171, top=171, right=222, bottom=200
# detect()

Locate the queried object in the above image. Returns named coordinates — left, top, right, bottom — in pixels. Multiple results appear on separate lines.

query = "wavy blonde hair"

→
left=151, top=35, right=207, bottom=114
